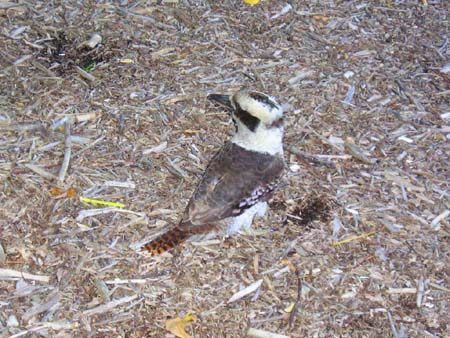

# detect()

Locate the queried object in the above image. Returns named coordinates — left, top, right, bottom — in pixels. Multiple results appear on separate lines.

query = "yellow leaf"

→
left=284, top=303, right=295, bottom=313
left=165, top=313, right=196, bottom=338
left=243, top=0, right=261, bottom=5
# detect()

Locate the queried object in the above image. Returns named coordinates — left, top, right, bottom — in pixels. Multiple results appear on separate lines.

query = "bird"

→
left=140, top=89, right=285, bottom=256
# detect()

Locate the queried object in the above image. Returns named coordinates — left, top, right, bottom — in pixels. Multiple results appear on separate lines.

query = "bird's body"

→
left=141, top=89, right=285, bottom=255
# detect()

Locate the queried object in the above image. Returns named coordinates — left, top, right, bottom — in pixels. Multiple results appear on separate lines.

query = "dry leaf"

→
left=66, top=187, right=76, bottom=198
left=244, top=0, right=261, bottom=5
left=49, top=187, right=65, bottom=196
left=49, top=186, right=76, bottom=198
left=166, top=313, right=196, bottom=338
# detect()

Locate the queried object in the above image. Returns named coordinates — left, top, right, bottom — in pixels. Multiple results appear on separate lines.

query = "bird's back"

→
left=181, top=141, right=284, bottom=228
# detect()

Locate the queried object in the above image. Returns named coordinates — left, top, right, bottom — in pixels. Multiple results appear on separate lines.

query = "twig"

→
left=331, top=231, right=376, bottom=246
left=387, top=288, right=417, bottom=294
left=0, top=268, right=50, bottom=283
left=250, top=314, right=289, bottom=325
left=288, top=146, right=335, bottom=167
left=433, top=89, right=450, bottom=96
left=104, top=278, right=147, bottom=285
left=416, top=277, right=425, bottom=308
left=8, top=321, right=77, bottom=338
left=344, top=138, right=376, bottom=164
left=387, top=311, right=399, bottom=338
left=124, top=9, right=176, bottom=30
left=428, top=282, right=450, bottom=294
left=31, top=60, right=57, bottom=77
left=83, top=294, right=138, bottom=316
left=0, top=241, right=5, bottom=263
left=288, top=269, right=302, bottom=328
left=23, top=292, right=60, bottom=320
left=74, top=66, right=96, bottom=82
left=24, top=164, right=56, bottom=181
left=76, top=207, right=145, bottom=222
left=227, top=279, right=263, bottom=303
left=57, top=120, right=72, bottom=185
left=430, top=209, right=449, bottom=229
left=247, top=328, right=290, bottom=338
left=0, top=1, right=27, bottom=10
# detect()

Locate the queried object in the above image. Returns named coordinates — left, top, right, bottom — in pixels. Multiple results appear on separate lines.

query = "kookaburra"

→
left=141, top=89, right=285, bottom=255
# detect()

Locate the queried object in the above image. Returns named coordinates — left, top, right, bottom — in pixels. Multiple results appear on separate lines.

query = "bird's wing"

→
left=180, top=142, right=284, bottom=232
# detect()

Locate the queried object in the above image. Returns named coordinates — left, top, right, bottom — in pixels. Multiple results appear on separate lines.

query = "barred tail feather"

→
left=141, top=227, right=189, bottom=256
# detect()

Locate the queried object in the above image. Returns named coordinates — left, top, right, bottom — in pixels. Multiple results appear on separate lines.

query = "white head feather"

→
left=230, top=90, right=284, bottom=156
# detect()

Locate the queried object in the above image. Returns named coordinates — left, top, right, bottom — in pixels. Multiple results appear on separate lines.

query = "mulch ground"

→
left=1, top=1, right=449, bottom=337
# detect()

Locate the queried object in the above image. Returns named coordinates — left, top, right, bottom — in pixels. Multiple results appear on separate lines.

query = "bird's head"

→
left=207, top=89, right=284, bottom=133
left=208, top=89, right=284, bottom=155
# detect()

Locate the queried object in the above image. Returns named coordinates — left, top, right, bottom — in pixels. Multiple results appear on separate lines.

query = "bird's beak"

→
left=207, top=93, right=233, bottom=112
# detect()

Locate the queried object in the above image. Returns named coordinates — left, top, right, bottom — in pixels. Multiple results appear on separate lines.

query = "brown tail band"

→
left=141, top=227, right=189, bottom=256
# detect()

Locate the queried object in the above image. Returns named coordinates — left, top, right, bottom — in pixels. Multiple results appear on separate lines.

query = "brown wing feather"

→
left=180, top=142, right=284, bottom=230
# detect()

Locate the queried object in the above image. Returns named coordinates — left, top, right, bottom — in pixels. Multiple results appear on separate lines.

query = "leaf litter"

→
left=0, top=1, right=449, bottom=337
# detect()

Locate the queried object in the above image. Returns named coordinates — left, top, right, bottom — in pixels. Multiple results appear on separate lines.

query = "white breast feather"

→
left=231, top=122, right=283, bottom=155
left=226, top=201, right=268, bottom=235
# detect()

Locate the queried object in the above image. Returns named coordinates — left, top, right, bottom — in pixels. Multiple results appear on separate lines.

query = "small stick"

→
left=387, top=288, right=417, bottom=294
left=125, top=10, right=176, bottom=30
left=428, top=282, right=450, bottom=294
left=344, top=138, right=376, bottom=164
left=0, top=241, right=5, bottom=263
left=23, top=293, right=60, bottom=320
left=0, top=268, right=50, bottom=283
left=57, top=121, right=71, bottom=185
left=24, top=164, right=56, bottom=181
left=75, top=66, right=96, bottom=82
left=386, top=312, right=399, bottom=338
left=104, top=278, right=147, bottom=285
left=83, top=294, right=138, bottom=316
left=9, top=321, right=78, bottom=338
left=331, top=231, right=376, bottom=246
left=288, top=269, right=302, bottom=328
left=247, top=328, right=290, bottom=338
left=288, top=146, right=335, bottom=167
left=227, top=279, right=263, bottom=303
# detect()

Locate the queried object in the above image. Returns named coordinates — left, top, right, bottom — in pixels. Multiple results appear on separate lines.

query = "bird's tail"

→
left=140, top=226, right=190, bottom=256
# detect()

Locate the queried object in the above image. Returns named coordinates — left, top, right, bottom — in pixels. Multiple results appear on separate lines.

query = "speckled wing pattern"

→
left=141, top=142, right=284, bottom=255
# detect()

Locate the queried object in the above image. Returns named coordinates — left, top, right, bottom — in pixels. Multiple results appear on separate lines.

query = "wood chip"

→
left=247, top=328, right=291, bottom=338
left=83, top=295, right=138, bottom=316
left=0, top=241, right=5, bottom=263
left=0, top=269, right=50, bottom=283
left=227, top=279, right=263, bottom=303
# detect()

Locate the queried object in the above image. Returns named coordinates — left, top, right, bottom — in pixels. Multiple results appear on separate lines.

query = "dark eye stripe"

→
left=234, top=102, right=260, bottom=132
left=249, top=92, right=278, bottom=110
